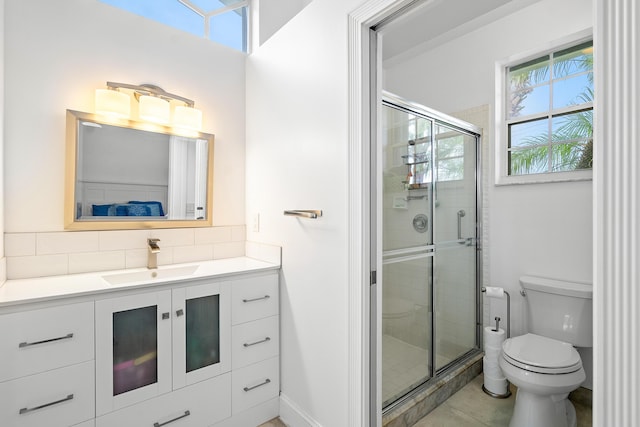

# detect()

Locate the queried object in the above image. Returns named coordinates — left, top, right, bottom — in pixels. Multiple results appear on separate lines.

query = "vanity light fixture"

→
left=94, top=82, right=203, bottom=131
left=173, top=105, right=203, bottom=131
left=139, top=94, right=170, bottom=125
left=95, top=88, right=130, bottom=119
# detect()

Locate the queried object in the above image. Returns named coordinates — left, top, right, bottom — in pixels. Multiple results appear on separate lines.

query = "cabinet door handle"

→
left=242, top=295, right=270, bottom=303
left=243, top=337, right=271, bottom=347
left=19, top=333, right=74, bottom=348
left=154, top=410, right=191, bottom=427
left=243, top=378, right=271, bottom=392
left=176, top=309, right=184, bottom=317
left=19, top=394, right=74, bottom=414
left=162, top=312, right=170, bottom=320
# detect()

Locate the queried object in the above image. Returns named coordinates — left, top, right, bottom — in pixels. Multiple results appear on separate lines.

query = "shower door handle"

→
left=457, top=210, right=466, bottom=241
left=382, top=245, right=435, bottom=265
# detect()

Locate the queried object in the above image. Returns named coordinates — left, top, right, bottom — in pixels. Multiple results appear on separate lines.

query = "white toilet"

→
left=499, top=275, right=592, bottom=427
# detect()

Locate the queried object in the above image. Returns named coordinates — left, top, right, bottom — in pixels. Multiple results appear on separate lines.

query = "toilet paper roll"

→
left=482, top=356, right=499, bottom=375
left=483, top=375, right=508, bottom=396
left=484, top=286, right=505, bottom=298
left=484, top=326, right=506, bottom=348
left=484, top=347, right=502, bottom=361
left=484, top=344, right=502, bottom=353
left=484, top=366, right=500, bottom=377
left=483, top=356, right=503, bottom=377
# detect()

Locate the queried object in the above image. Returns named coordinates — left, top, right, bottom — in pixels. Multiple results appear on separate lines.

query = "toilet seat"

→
left=502, top=333, right=582, bottom=374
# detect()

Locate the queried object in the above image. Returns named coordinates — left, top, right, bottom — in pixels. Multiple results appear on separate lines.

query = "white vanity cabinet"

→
left=0, top=302, right=96, bottom=427
left=95, top=281, right=231, bottom=417
left=228, top=273, right=280, bottom=423
left=0, top=260, right=280, bottom=427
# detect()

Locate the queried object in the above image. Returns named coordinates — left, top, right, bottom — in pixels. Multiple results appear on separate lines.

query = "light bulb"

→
left=173, top=105, right=203, bottom=131
left=139, top=95, right=170, bottom=124
left=95, top=89, right=130, bottom=119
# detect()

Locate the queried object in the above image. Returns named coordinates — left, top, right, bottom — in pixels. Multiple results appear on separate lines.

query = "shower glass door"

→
left=432, top=123, right=478, bottom=370
left=381, top=104, right=434, bottom=407
left=379, top=95, right=481, bottom=410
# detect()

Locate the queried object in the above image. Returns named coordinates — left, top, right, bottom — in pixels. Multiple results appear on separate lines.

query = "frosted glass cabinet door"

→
left=95, top=291, right=172, bottom=416
left=172, top=281, right=231, bottom=389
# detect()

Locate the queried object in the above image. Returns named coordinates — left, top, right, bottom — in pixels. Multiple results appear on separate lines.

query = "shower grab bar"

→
left=284, top=210, right=323, bottom=219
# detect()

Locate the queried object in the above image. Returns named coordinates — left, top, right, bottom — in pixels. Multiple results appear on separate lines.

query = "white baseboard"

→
left=279, top=393, right=322, bottom=427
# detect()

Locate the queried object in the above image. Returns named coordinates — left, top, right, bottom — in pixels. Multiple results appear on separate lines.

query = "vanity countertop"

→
left=0, top=257, right=280, bottom=309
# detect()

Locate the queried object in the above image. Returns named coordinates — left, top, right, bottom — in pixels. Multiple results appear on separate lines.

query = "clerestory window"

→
left=496, top=33, right=593, bottom=184
left=99, top=0, right=249, bottom=52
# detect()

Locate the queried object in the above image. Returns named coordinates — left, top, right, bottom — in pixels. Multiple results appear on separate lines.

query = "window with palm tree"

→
left=506, top=40, right=593, bottom=176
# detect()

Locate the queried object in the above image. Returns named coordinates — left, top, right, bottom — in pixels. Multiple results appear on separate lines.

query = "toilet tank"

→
left=520, top=275, right=593, bottom=347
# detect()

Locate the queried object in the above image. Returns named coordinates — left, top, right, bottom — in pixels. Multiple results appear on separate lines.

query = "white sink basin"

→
left=103, top=265, right=199, bottom=285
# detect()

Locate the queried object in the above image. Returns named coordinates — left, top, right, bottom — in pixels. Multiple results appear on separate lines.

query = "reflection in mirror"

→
left=65, top=110, right=214, bottom=230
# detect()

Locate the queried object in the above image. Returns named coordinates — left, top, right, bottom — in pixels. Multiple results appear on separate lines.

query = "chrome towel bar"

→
left=284, top=210, right=323, bottom=219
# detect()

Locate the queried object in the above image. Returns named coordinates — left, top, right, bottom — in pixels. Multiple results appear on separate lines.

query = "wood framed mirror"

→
left=65, top=110, right=214, bottom=230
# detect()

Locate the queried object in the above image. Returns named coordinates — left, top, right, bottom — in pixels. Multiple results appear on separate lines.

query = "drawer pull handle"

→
left=19, top=333, right=74, bottom=348
left=243, top=378, right=271, bottom=392
left=154, top=410, right=191, bottom=427
left=19, top=394, right=74, bottom=414
left=242, top=295, right=270, bottom=303
left=243, top=337, right=271, bottom=347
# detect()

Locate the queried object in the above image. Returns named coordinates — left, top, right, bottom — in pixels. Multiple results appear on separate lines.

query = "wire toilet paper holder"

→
left=481, top=286, right=512, bottom=399
left=482, top=287, right=510, bottom=339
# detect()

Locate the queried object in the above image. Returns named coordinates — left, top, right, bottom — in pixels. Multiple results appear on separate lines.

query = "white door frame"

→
left=347, top=1, right=422, bottom=426
left=349, top=1, right=639, bottom=426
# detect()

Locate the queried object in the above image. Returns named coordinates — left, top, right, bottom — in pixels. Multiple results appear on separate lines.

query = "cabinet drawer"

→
left=96, top=373, right=231, bottom=427
left=231, top=274, right=278, bottom=325
left=0, top=360, right=95, bottom=427
left=232, top=356, right=279, bottom=415
left=232, top=315, right=279, bottom=369
left=0, top=302, right=94, bottom=381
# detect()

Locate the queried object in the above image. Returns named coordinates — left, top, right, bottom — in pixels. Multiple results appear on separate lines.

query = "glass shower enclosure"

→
left=379, top=93, right=481, bottom=409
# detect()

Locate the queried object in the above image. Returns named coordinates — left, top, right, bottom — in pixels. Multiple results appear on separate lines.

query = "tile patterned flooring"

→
left=260, top=374, right=592, bottom=427
left=413, top=374, right=593, bottom=427
left=258, top=418, right=287, bottom=427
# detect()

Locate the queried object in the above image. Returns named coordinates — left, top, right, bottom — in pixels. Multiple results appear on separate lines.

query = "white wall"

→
left=256, top=0, right=312, bottom=46
left=246, top=0, right=364, bottom=425
left=0, top=0, right=6, bottom=281
left=384, top=0, right=593, bottom=387
left=4, top=0, right=246, bottom=232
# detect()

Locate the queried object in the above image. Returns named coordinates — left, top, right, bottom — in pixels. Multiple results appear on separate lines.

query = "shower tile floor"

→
left=382, top=334, right=450, bottom=404
left=383, top=334, right=429, bottom=403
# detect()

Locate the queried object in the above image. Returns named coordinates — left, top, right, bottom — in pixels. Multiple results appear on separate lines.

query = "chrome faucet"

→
left=147, top=238, right=161, bottom=269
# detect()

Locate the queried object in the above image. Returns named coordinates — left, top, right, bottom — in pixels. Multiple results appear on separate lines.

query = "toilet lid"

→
left=502, top=333, right=582, bottom=374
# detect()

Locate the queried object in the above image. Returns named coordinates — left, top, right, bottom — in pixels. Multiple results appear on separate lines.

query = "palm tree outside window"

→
left=506, top=40, right=593, bottom=176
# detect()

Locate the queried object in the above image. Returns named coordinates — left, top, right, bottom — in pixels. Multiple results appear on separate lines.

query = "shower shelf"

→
left=402, top=153, right=430, bottom=165
left=402, top=182, right=430, bottom=190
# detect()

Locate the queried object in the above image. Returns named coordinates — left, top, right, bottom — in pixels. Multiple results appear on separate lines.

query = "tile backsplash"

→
left=5, top=226, right=246, bottom=280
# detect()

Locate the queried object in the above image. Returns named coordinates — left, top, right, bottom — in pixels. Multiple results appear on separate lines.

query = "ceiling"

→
left=379, top=0, right=541, bottom=63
